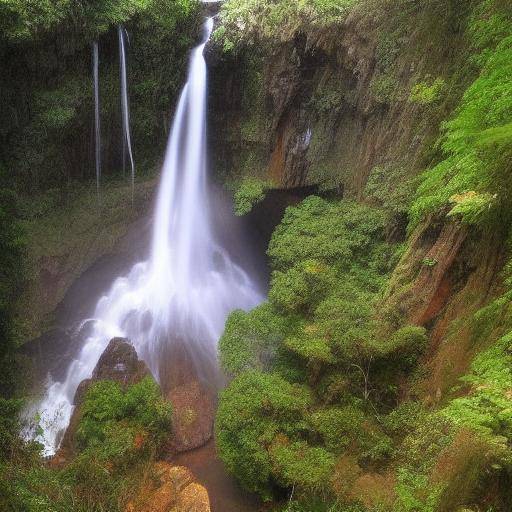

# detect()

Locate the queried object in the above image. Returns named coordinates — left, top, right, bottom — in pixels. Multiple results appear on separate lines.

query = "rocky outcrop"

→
left=383, top=217, right=507, bottom=403
left=74, top=337, right=151, bottom=406
left=210, top=5, right=467, bottom=198
left=159, top=343, right=217, bottom=454
left=125, top=461, right=210, bottom=512
left=56, top=338, right=151, bottom=459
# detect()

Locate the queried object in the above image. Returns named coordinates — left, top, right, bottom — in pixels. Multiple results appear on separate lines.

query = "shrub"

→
left=219, top=303, right=291, bottom=377
left=233, top=177, right=269, bottom=216
left=311, top=406, right=366, bottom=454
left=268, top=196, right=386, bottom=271
left=77, top=377, right=172, bottom=463
left=270, top=439, right=335, bottom=493
left=216, top=371, right=311, bottom=499
left=269, top=260, right=337, bottom=314
left=385, top=325, right=428, bottom=367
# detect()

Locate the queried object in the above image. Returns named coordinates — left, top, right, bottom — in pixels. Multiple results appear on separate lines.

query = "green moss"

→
left=217, top=0, right=360, bottom=46
left=409, top=78, right=446, bottom=106
left=233, top=177, right=269, bottom=216
left=16, top=176, right=156, bottom=341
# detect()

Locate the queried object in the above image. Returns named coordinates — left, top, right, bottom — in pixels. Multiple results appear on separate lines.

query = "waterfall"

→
left=118, top=25, right=135, bottom=189
left=26, top=17, right=263, bottom=456
left=93, top=42, right=101, bottom=193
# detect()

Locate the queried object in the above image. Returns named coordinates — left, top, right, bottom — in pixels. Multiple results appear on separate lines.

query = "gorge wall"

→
left=208, top=0, right=507, bottom=407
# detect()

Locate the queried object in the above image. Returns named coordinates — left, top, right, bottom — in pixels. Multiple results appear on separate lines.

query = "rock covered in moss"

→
left=58, top=337, right=152, bottom=458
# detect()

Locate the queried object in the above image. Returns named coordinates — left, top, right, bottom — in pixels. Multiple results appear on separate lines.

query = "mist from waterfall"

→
left=118, top=25, right=135, bottom=189
left=93, top=41, right=101, bottom=192
left=27, top=17, right=263, bottom=456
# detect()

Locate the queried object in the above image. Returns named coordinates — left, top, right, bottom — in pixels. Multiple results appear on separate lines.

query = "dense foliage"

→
left=0, top=1, right=192, bottom=509
left=1, top=0, right=200, bottom=194
left=411, top=0, right=512, bottom=227
left=3, top=0, right=512, bottom=511
left=214, top=0, right=512, bottom=510
left=233, top=177, right=269, bottom=215
left=216, top=196, right=422, bottom=503
left=216, top=0, right=359, bottom=47
left=0, top=377, right=171, bottom=511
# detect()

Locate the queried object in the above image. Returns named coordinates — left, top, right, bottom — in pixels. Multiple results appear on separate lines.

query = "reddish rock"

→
left=125, top=461, right=210, bottom=512
left=167, top=380, right=215, bottom=454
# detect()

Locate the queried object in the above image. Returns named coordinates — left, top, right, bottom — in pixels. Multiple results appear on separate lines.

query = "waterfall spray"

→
left=27, top=17, right=263, bottom=456
left=118, top=25, right=135, bottom=193
left=93, top=42, right=101, bottom=194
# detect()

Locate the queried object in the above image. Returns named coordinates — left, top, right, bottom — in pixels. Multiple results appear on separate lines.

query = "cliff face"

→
left=208, top=2, right=506, bottom=406
left=209, top=6, right=464, bottom=196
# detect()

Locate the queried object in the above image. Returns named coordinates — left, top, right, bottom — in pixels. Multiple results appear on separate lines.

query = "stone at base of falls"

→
left=56, top=337, right=151, bottom=461
left=166, top=381, right=215, bottom=454
left=125, top=461, right=210, bottom=512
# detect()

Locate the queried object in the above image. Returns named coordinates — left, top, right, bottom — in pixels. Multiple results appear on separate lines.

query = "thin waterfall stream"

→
left=27, top=17, right=263, bottom=456
left=118, top=25, right=135, bottom=190
left=92, top=41, right=101, bottom=193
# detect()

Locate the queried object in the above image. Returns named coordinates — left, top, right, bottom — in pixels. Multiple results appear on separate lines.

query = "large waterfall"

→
left=28, top=17, right=262, bottom=456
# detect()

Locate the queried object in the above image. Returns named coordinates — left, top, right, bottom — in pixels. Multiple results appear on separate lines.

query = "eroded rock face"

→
left=125, top=461, right=210, bottom=512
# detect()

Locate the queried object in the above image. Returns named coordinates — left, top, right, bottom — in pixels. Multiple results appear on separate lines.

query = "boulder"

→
left=125, top=461, right=210, bottom=512
left=167, top=380, right=215, bottom=454
left=57, top=337, right=151, bottom=459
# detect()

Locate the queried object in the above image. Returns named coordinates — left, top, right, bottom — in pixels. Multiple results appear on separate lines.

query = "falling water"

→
left=93, top=42, right=101, bottom=193
left=118, top=25, right=135, bottom=189
left=26, top=17, right=262, bottom=456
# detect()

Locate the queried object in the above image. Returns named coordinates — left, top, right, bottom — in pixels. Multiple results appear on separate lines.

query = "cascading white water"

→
left=27, top=17, right=262, bottom=456
left=93, top=41, right=101, bottom=192
left=118, top=25, right=135, bottom=188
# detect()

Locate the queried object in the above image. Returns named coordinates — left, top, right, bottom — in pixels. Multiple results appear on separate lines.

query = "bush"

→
left=269, top=261, right=337, bottom=314
left=385, top=325, right=428, bottom=367
left=216, top=371, right=311, bottom=499
left=270, top=439, right=335, bottom=493
left=268, top=196, right=386, bottom=272
left=219, top=303, right=292, bottom=377
left=233, top=177, right=269, bottom=216
left=77, top=377, right=172, bottom=464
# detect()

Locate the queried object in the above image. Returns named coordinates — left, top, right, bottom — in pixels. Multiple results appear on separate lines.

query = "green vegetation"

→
left=3, top=0, right=512, bottom=510
left=233, top=177, right=270, bottom=215
left=0, top=377, right=171, bottom=511
left=0, top=169, right=25, bottom=396
left=77, top=377, right=172, bottom=460
left=1, top=0, right=200, bottom=194
left=216, top=196, right=424, bottom=502
left=217, top=0, right=359, bottom=46
left=411, top=1, right=512, bottom=227
left=409, top=78, right=446, bottom=106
